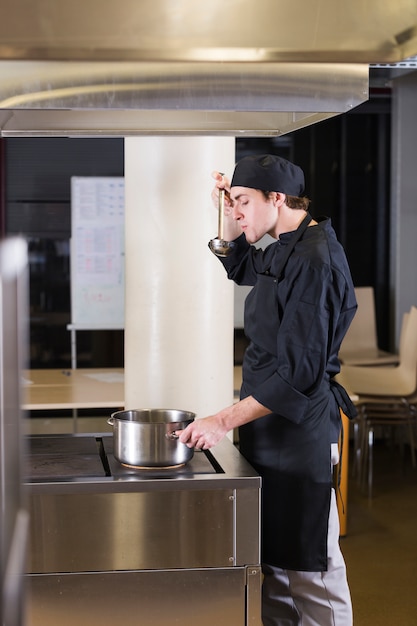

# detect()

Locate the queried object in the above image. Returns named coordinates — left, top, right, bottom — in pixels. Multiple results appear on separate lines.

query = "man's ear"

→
left=274, top=192, right=286, bottom=206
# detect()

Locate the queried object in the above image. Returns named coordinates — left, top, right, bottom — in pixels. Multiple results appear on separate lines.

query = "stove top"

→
left=25, top=434, right=220, bottom=482
left=26, top=435, right=105, bottom=481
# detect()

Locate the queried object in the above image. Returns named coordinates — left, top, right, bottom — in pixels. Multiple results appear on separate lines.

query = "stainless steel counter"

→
left=25, top=434, right=262, bottom=626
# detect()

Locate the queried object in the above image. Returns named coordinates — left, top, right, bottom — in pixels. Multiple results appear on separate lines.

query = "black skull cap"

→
left=231, top=154, right=305, bottom=196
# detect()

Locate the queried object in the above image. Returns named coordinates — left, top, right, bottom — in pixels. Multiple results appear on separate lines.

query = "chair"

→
left=337, top=306, right=417, bottom=495
left=339, top=286, right=399, bottom=365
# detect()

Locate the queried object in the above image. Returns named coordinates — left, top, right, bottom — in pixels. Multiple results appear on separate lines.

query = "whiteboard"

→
left=70, top=177, right=125, bottom=329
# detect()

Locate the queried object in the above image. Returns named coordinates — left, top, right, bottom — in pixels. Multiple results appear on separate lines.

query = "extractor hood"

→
left=0, top=61, right=369, bottom=137
left=0, top=0, right=416, bottom=137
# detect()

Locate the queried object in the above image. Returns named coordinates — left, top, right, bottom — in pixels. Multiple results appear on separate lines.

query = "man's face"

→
left=230, top=187, right=278, bottom=243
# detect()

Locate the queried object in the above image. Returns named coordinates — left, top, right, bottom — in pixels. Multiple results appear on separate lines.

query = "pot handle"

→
left=107, top=417, right=114, bottom=426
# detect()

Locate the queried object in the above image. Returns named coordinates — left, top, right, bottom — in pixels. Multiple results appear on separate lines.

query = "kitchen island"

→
left=25, top=433, right=262, bottom=626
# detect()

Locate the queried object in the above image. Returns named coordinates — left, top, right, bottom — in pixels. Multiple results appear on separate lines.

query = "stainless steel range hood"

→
left=0, top=0, right=416, bottom=137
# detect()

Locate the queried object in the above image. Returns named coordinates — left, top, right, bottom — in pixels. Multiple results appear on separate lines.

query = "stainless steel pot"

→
left=107, top=409, right=196, bottom=467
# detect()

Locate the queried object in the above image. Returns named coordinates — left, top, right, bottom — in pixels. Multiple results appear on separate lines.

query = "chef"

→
left=178, top=154, right=357, bottom=626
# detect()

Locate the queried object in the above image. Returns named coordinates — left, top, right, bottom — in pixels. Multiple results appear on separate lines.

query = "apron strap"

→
left=330, top=379, right=358, bottom=420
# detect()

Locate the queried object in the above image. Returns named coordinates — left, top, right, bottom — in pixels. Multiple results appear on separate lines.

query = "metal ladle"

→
left=208, top=186, right=236, bottom=257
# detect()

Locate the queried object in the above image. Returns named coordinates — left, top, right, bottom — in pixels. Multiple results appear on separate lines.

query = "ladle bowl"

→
left=208, top=237, right=236, bottom=257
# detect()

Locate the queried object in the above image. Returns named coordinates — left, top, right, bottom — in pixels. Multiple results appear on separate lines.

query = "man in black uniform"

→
left=178, top=154, right=357, bottom=626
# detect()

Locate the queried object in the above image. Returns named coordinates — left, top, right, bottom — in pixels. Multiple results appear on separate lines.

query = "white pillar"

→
left=124, top=137, right=236, bottom=418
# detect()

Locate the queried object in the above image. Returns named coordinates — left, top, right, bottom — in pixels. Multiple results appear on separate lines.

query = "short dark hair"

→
left=260, top=190, right=310, bottom=211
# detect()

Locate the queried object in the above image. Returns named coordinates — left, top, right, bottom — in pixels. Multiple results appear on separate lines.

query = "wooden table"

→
left=22, top=368, right=124, bottom=410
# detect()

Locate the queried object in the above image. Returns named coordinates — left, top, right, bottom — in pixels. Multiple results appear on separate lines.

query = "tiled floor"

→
left=341, top=441, right=417, bottom=626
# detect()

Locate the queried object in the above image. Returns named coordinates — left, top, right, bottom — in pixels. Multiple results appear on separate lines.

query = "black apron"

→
left=239, top=214, right=333, bottom=571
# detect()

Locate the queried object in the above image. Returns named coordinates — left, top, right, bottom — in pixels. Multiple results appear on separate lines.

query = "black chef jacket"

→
left=218, top=216, right=357, bottom=571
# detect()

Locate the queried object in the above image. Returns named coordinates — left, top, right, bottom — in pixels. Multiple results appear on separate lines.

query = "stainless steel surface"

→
left=108, top=408, right=195, bottom=467
left=29, top=489, right=235, bottom=572
left=0, top=62, right=369, bottom=137
left=209, top=188, right=236, bottom=258
left=25, top=435, right=261, bottom=569
left=0, top=238, right=29, bottom=626
left=0, top=0, right=416, bottom=63
left=3, top=510, right=29, bottom=626
left=0, top=1, right=416, bottom=136
left=26, top=434, right=262, bottom=624
left=27, top=567, right=262, bottom=626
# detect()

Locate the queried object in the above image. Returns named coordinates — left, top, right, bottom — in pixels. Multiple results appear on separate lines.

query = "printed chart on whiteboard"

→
left=70, top=177, right=125, bottom=329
